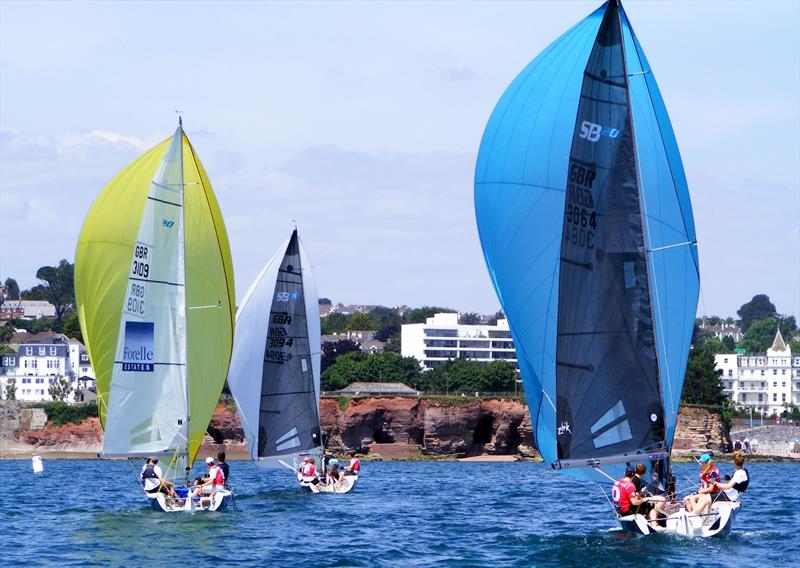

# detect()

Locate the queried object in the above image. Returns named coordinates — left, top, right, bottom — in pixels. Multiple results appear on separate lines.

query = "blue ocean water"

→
left=2, top=459, right=798, bottom=567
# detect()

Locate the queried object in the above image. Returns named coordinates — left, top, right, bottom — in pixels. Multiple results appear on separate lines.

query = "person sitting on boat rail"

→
left=344, top=451, right=360, bottom=476
left=327, top=458, right=341, bottom=485
left=141, top=458, right=176, bottom=497
left=683, top=453, right=720, bottom=514
left=216, top=451, right=230, bottom=487
left=299, top=456, right=317, bottom=479
left=692, top=451, right=750, bottom=514
left=632, top=463, right=646, bottom=493
left=191, top=457, right=225, bottom=500
left=613, top=467, right=659, bottom=523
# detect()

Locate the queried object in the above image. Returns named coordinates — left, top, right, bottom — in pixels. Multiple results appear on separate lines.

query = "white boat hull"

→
left=620, top=501, right=740, bottom=537
left=147, top=489, right=233, bottom=512
left=298, top=474, right=358, bottom=494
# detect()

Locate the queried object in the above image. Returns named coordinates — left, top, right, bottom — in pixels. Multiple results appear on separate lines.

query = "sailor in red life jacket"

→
left=613, top=466, right=652, bottom=517
left=683, top=453, right=721, bottom=514
left=191, top=457, right=225, bottom=501
left=299, top=457, right=319, bottom=484
left=344, top=450, right=360, bottom=476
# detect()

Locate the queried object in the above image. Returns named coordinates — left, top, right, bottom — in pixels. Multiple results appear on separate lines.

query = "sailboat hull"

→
left=619, top=501, right=740, bottom=537
left=298, top=473, right=358, bottom=494
left=147, top=490, right=233, bottom=512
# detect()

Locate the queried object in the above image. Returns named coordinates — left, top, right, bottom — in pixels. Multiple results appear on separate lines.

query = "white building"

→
left=715, top=330, right=800, bottom=416
left=401, top=312, right=517, bottom=370
left=0, top=335, right=96, bottom=403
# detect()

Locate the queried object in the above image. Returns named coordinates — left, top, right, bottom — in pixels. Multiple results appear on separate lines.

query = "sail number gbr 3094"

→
left=565, top=162, right=597, bottom=249
left=266, top=312, right=293, bottom=364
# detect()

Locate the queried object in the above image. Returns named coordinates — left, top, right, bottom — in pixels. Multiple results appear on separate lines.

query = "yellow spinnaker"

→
left=75, top=133, right=235, bottom=466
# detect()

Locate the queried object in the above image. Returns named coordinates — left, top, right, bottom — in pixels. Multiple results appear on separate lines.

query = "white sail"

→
left=228, top=230, right=322, bottom=468
left=101, top=127, right=189, bottom=457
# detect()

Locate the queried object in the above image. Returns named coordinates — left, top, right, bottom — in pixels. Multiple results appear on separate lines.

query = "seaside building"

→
left=0, top=334, right=96, bottom=403
left=401, top=312, right=517, bottom=370
left=0, top=300, right=57, bottom=320
left=714, top=330, right=800, bottom=416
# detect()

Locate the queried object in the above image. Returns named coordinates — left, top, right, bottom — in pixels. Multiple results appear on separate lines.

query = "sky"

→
left=1, top=0, right=798, bottom=318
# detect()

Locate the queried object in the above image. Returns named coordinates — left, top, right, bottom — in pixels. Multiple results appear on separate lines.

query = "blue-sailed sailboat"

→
left=475, top=1, right=736, bottom=536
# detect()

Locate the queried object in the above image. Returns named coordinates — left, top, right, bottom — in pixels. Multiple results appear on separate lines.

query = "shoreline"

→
left=2, top=449, right=796, bottom=463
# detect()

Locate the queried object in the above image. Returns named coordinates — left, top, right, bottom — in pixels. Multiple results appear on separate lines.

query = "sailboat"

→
left=475, top=1, right=734, bottom=536
left=75, top=119, right=236, bottom=512
left=227, top=229, right=355, bottom=494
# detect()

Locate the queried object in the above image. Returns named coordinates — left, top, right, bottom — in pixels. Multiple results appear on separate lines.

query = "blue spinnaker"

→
left=474, top=0, right=698, bottom=483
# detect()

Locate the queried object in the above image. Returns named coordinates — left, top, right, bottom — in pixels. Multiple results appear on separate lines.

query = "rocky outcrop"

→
left=321, top=397, right=535, bottom=458
left=672, top=405, right=730, bottom=453
left=206, top=403, right=245, bottom=444
left=19, top=416, right=103, bottom=448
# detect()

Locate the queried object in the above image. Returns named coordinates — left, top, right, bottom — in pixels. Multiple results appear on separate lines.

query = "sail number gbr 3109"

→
left=131, top=244, right=150, bottom=278
left=565, top=162, right=597, bottom=249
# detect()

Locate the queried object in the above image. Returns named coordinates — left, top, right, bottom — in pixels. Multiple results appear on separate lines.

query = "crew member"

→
left=344, top=450, right=360, bottom=476
left=613, top=466, right=656, bottom=522
left=141, top=457, right=176, bottom=497
left=217, top=451, right=230, bottom=487
left=683, top=454, right=720, bottom=514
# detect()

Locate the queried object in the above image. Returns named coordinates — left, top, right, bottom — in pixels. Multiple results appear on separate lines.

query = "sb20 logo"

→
left=579, top=120, right=620, bottom=143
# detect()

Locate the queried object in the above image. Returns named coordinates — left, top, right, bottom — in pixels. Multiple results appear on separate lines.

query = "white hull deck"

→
left=147, top=489, right=233, bottom=512
left=620, top=501, right=740, bottom=537
left=298, top=473, right=358, bottom=494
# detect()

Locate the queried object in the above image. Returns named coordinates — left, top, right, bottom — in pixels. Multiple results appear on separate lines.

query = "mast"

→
left=178, top=115, right=190, bottom=481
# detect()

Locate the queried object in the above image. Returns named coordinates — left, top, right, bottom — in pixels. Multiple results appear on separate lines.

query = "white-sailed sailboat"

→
left=76, top=119, right=236, bottom=512
left=228, top=229, right=355, bottom=493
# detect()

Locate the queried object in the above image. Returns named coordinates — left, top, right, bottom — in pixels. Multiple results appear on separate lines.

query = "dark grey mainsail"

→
left=257, top=230, right=322, bottom=458
left=555, top=3, right=664, bottom=464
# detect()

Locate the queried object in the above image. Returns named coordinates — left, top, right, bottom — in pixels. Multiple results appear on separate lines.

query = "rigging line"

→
left=188, top=303, right=222, bottom=310
left=649, top=240, right=696, bottom=253
left=147, top=195, right=182, bottom=207
left=129, top=276, right=184, bottom=287
left=542, top=389, right=557, bottom=412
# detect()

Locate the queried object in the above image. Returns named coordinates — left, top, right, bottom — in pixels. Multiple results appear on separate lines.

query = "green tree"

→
left=383, top=335, right=401, bottom=353
left=4, top=381, right=16, bottom=401
left=34, top=259, right=75, bottom=321
left=458, top=312, right=482, bottom=325
left=402, top=306, right=455, bottom=324
left=21, top=285, right=47, bottom=300
left=7, top=317, right=54, bottom=334
left=318, top=297, right=332, bottom=305
left=60, top=311, right=84, bottom=343
left=701, top=337, right=727, bottom=355
left=721, top=335, right=736, bottom=352
left=3, top=277, right=20, bottom=300
left=681, top=347, right=725, bottom=405
left=421, top=358, right=486, bottom=394
left=0, top=344, right=14, bottom=356
left=321, top=339, right=361, bottom=372
left=480, top=360, right=518, bottom=391
left=738, top=317, right=795, bottom=354
left=487, top=310, right=504, bottom=325
left=320, top=352, right=421, bottom=391
left=321, top=312, right=349, bottom=334
left=346, top=312, right=373, bottom=331
left=737, top=294, right=776, bottom=332
left=47, top=376, right=73, bottom=402
left=0, top=323, right=14, bottom=344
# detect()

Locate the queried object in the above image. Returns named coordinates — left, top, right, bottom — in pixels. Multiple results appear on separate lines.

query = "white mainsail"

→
left=228, top=230, right=322, bottom=468
left=101, top=126, right=189, bottom=458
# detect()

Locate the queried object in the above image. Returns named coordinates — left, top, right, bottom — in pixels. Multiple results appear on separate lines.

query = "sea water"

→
left=2, top=459, right=797, bottom=567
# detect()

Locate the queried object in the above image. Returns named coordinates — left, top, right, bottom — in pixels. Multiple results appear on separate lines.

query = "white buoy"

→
left=32, top=455, right=44, bottom=474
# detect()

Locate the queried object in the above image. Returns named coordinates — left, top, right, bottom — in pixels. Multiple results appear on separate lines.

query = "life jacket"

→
left=701, top=465, right=720, bottom=493
left=210, top=465, right=224, bottom=486
left=732, top=468, right=750, bottom=493
left=350, top=458, right=360, bottom=472
left=141, top=464, right=158, bottom=485
left=301, top=463, right=316, bottom=477
left=612, top=477, right=636, bottom=514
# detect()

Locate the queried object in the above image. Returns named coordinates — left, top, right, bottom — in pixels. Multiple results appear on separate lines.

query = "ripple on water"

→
left=3, top=459, right=799, bottom=566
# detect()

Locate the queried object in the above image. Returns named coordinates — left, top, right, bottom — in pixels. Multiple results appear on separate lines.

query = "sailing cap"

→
left=699, top=454, right=711, bottom=463
left=624, top=466, right=635, bottom=476
left=205, top=457, right=215, bottom=464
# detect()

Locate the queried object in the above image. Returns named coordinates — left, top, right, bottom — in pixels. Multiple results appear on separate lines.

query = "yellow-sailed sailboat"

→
left=75, top=119, right=235, bottom=512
